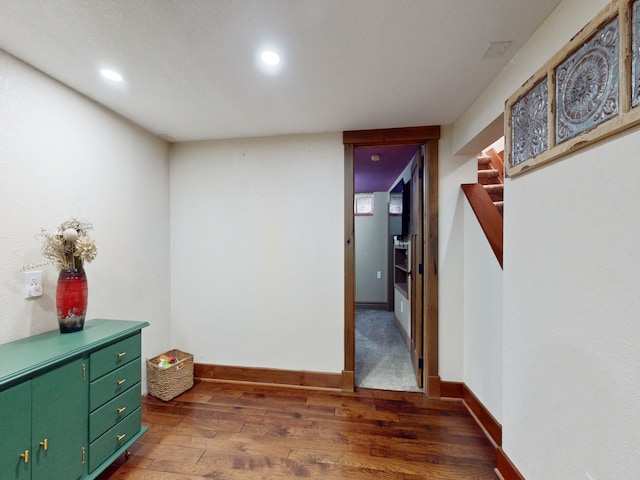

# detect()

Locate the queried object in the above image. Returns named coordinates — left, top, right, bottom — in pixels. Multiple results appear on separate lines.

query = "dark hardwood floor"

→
left=97, top=379, right=498, bottom=479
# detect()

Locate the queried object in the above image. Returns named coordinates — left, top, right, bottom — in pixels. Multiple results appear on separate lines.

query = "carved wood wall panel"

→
left=505, top=0, right=640, bottom=177
left=555, top=18, right=619, bottom=143
left=510, top=79, right=548, bottom=166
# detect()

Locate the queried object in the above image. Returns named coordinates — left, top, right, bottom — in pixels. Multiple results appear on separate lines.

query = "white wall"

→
left=450, top=0, right=640, bottom=477
left=394, top=287, right=410, bottom=337
left=170, top=134, right=344, bottom=373
left=439, top=124, right=503, bottom=422
left=355, top=192, right=390, bottom=304
left=463, top=201, right=502, bottom=424
left=504, top=131, right=640, bottom=478
left=438, top=126, right=478, bottom=382
left=0, top=50, right=171, bottom=367
left=453, top=0, right=606, bottom=156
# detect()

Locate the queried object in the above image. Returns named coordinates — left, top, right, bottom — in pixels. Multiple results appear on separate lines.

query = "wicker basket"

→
left=146, top=349, right=194, bottom=401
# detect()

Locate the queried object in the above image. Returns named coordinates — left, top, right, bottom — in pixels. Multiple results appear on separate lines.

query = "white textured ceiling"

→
left=0, top=0, right=561, bottom=142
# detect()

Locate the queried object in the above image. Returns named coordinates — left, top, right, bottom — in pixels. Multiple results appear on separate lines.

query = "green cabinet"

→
left=0, top=359, right=86, bottom=480
left=0, top=319, right=148, bottom=480
left=0, top=382, right=31, bottom=478
left=32, top=358, right=88, bottom=480
left=88, top=333, right=143, bottom=473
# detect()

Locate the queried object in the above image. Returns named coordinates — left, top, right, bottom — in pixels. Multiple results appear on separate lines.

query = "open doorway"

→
left=343, top=126, right=440, bottom=396
left=353, top=145, right=420, bottom=391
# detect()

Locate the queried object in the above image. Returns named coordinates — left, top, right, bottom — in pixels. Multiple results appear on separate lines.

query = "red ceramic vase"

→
left=56, top=268, right=88, bottom=333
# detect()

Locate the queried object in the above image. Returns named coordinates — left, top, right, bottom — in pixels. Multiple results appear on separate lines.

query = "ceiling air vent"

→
left=482, top=41, right=513, bottom=58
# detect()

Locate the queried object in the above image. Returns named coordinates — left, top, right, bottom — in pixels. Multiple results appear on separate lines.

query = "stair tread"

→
left=479, top=179, right=500, bottom=186
left=476, top=151, right=504, bottom=214
left=477, top=155, right=491, bottom=166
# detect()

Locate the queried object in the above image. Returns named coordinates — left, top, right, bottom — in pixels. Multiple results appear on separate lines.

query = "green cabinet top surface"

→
left=0, top=319, right=149, bottom=389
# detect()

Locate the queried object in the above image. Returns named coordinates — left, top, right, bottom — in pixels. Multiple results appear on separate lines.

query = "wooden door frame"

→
left=343, top=126, right=441, bottom=397
left=409, top=152, right=424, bottom=388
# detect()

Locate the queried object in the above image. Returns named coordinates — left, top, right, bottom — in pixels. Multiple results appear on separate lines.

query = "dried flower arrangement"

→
left=41, top=218, right=98, bottom=270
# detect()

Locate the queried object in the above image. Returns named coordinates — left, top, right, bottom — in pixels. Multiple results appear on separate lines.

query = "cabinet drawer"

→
left=89, top=382, right=141, bottom=442
left=89, top=406, right=141, bottom=472
left=90, top=360, right=141, bottom=411
left=90, top=334, right=141, bottom=381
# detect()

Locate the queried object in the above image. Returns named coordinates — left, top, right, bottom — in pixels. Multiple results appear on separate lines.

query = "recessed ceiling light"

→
left=100, top=69, right=123, bottom=82
left=261, top=51, right=280, bottom=66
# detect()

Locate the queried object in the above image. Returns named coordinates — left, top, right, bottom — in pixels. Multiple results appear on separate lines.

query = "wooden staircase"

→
left=461, top=146, right=504, bottom=268
left=477, top=148, right=504, bottom=215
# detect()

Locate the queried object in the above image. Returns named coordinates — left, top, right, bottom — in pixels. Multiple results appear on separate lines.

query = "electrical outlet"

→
left=376, top=271, right=382, bottom=279
left=24, top=271, right=43, bottom=298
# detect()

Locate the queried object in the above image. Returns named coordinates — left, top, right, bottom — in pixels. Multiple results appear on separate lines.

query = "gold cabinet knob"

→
left=117, top=406, right=127, bottom=415
left=20, top=450, right=29, bottom=463
left=117, top=352, right=126, bottom=358
left=117, top=433, right=126, bottom=442
left=117, top=379, right=126, bottom=386
left=39, top=438, right=48, bottom=451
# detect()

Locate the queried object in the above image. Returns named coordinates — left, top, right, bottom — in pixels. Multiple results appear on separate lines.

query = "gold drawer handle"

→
left=117, top=352, right=126, bottom=359
left=117, top=379, right=126, bottom=386
left=117, top=433, right=126, bottom=442
left=39, top=438, right=48, bottom=451
left=117, top=406, right=127, bottom=414
left=20, top=450, right=29, bottom=463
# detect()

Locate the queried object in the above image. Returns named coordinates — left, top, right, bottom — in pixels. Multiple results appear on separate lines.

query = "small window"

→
left=389, top=194, right=402, bottom=215
left=354, top=194, right=374, bottom=216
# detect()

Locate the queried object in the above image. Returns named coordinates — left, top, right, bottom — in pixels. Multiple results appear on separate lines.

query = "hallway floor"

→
left=97, top=380, right=497, bottom=479
left=355, top=309, right=421, bottom=392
